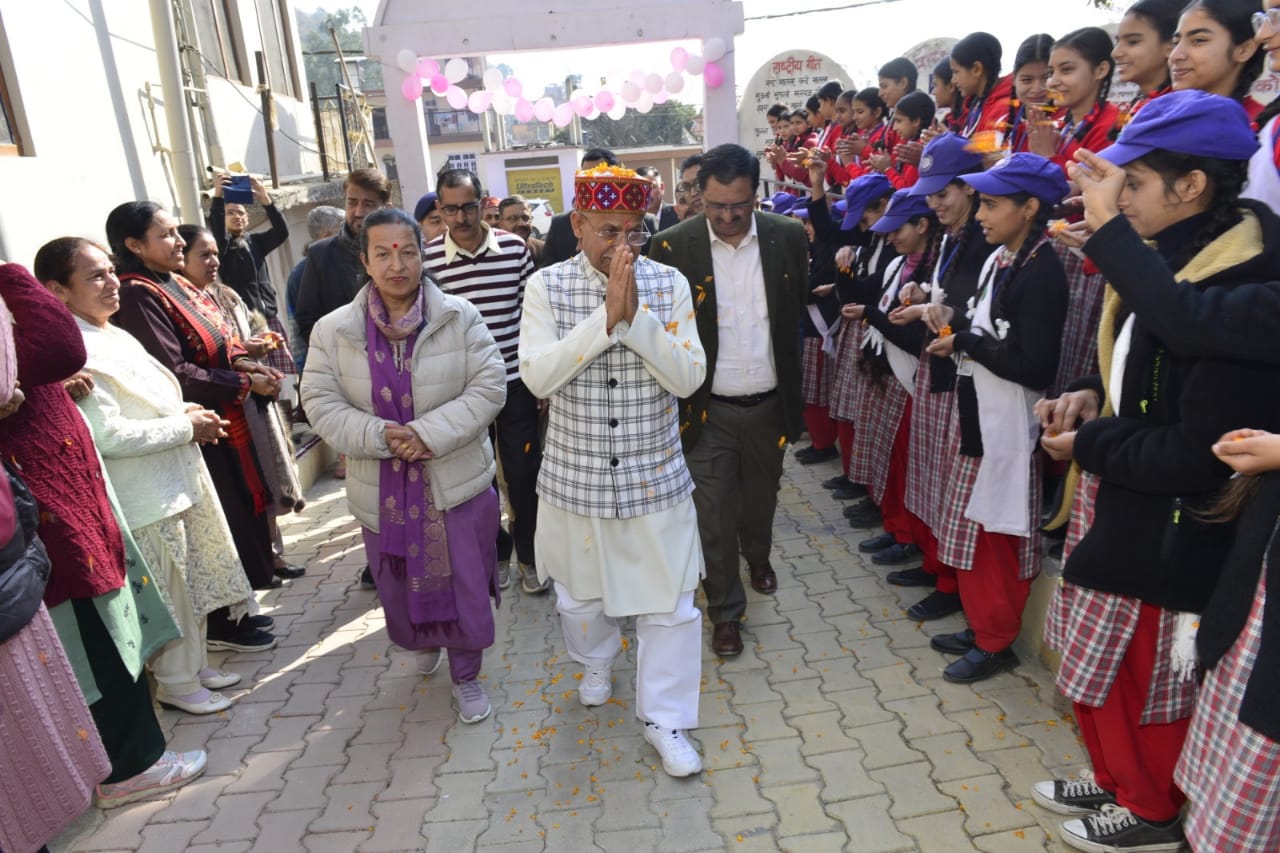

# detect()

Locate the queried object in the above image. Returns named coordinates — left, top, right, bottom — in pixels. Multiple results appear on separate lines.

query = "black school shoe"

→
left=942, top=645, right=1018, bottom=683
left=796, top=446, right=839, bottom=465
left=846, top=503, right=883, bottom=529
left=832, top=485, right=867, bottom=501
left=1059, top=805, right=1185, bottom=853
left=858, top=532, right=895, bottom=553
left=930, top=628, right=975, bottom=655
left=872, top=544, right=920, bottom=565
left=887, top=567, right=935, bottom=587
left=207, top=622, right=278, bottom=653
left=359, top=566, right=376, bottom=590
left=907, top=590, right=962, bottom=620
left=274, top=565, right=306, bottom=580
left=821, top=475, right=853, bottom=490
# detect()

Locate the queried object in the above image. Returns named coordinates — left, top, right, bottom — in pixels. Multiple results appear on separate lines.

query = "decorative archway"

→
left=364, top=0, right=746, bottom=201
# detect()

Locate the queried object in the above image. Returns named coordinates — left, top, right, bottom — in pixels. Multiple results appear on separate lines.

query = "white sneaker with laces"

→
left=642, top=722, right=702, bottom=777
left=452, top=678, right=492, bottom=724
left=95, top=749, right=207, bottom=808
left=578, top=661, right=613, bottom=706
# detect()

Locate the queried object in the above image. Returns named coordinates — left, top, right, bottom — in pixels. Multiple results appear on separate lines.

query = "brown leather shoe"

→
left=748, top=562, right=778, bottom=594
left=712, top=621, right=743, bottom=656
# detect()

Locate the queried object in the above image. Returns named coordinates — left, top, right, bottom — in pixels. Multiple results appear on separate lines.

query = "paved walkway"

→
left=53, top=455, right=1082, bottom=852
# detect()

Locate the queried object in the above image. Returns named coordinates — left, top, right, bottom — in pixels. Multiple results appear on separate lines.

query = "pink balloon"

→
left=704, top=61, right=724, bottom=89
left=573, top=94, right=593, bottom=117
left=504, top=77, right=523, bottom=98
left=429, top=74, right=449, bottom=95
left=514, top=98, right=535, bottom=122
left=467, top=90, right=492, bottom=113
left=415, top=58, right=439, bottom=79
left=653, top=88, right=669, bottom=104
left=553, top=103, right=575, bottom=128
left=533, top=97, right=555, bottom=123
left=400, top=74, right=422, bottom=100
left=595, top=89, right=615, bottom=112
left=446, top=85, right=468, bottom=110
left=671, top=47, right=688, bottom=72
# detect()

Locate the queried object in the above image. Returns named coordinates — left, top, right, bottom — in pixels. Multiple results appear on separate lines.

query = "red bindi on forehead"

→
left=392, top=243, right=398, bottom=249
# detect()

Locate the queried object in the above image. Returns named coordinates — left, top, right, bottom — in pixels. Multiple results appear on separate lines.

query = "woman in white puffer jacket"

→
left=302, top=207, right=505, bottom=724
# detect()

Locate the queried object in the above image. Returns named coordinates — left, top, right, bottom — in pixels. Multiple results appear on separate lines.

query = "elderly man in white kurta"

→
left=519, top=164, right=707, bottom=778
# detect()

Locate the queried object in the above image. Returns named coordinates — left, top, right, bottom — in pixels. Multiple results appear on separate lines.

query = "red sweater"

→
left=780, top=123, right=844, bottom=187
left=0, top=265, right=125, bottom=607
left=957, top=75, right=1014, bottom=138
left=1052, top=101, right=1120, bottom=172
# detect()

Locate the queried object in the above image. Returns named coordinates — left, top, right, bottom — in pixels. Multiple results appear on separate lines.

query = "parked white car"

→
left=524, top=198, right=555, bottom=238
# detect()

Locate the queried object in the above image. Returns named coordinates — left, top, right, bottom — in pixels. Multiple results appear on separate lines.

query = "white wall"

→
left=0, top=0, right=320, bottom=268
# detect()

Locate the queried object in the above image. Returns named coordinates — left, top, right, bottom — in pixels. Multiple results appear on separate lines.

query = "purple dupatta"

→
left=368, top=285, right=457, bottom=624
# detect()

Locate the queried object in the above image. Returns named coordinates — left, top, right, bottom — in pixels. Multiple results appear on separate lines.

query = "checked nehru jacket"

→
left=535, top=254, right=698, bottom=519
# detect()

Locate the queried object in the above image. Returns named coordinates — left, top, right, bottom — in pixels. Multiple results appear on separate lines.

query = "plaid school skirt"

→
left=1044, top=581, right=1195, bottom=724
left=829, top=320, right=865, bottom=421
left=936, top=452, right=1041, bottom=578
left=801, top=337, right=831, bottom=407
left=1063, top=469, right=1100, bottom=563
left=904, top=357, right=957, bottom=532
left=264, top=315, right=298, bottom=376
left=1051, top=246, right=1104, bottom=398
left=1177, top=571, right=1280, bottom=853
left=850, top=371, right=908, bottom=504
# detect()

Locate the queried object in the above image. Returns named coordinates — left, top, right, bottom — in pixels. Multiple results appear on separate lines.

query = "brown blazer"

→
left=648, top=210, right=808, bottom=450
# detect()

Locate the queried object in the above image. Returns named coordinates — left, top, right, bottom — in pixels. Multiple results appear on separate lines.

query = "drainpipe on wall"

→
left=149, top=0, right=202, bottom=223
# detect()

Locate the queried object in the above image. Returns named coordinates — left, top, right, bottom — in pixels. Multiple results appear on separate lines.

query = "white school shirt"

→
left=707, top=216, right=778, bottom=396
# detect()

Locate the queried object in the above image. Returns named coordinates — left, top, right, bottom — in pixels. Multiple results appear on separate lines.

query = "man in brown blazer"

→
left=648, top=143, right=809, bottom=656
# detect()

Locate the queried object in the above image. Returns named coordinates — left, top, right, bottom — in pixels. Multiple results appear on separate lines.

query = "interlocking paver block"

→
left=868, top=761, right=957, bottom=819
left=826, top=794, right=916, bottom=852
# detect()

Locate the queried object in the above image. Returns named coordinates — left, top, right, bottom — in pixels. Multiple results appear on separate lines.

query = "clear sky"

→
left=296, top=0, right=1123, bottom=103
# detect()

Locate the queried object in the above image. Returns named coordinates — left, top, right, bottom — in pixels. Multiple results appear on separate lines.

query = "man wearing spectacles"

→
left=648, top=143, right=809, bottom=658
left=498, top=195, right=546, bottom=265
left=542, top=148, right=620, bottom=266
left=519, top=163, right=707, bottom=778
left=675, top=154, right=704, bottom=221
left=424, top=168, right=545, bottom=595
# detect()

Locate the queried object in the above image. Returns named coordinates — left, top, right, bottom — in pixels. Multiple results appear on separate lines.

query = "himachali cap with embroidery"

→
left=908, top=133, right=985, bottom=197
left=1099, top=89, right=1259, bottom=166
left=869, top=189, right=934, bottom=233
left=839, top=173, right=893, bottom=230
left=960, top=152, right=1070, bottom=207
left=574, top=162, right=653, bottom=213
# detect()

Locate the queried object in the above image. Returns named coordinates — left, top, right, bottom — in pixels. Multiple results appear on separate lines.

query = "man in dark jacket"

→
left=648, top=143, right=808, bottom=658
left=208, top=174, right=289, bottom=320
left=293, top=167, right=391, bottom=349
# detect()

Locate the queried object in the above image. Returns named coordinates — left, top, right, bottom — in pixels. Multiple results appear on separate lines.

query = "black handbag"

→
left=0, top=461, right=51, bottom=644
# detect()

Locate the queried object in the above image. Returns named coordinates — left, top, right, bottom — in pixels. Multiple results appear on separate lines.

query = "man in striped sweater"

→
left=424, top=168, right=545, bottom=593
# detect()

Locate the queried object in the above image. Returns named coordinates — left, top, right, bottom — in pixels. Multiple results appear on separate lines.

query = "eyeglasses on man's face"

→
left=579, top=213, right=648, bottom=247
left=440, top=202, right=481, bottom=217
left=703, top=200, right=755, bottom=215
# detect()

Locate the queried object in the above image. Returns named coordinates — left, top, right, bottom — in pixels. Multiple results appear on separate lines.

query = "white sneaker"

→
left=416, top=647, right=443, bottom=676
left=642, top=722, right=702, bottom=777
left=96, top=749, right=207, bottom=808
left=579, top=661, right=613, bottom=706
left=453, top=678, right=492, bottom=724
left=497, top=561, right=512, bottom=590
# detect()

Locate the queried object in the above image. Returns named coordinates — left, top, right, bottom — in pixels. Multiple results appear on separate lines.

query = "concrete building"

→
left=0, top=0, right=335, bottom=292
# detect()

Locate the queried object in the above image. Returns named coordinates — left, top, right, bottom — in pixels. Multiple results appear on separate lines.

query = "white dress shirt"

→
left=707, top=216, right=777, bottom=396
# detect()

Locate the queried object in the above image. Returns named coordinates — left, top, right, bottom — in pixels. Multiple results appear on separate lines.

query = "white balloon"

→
left=686, top=54, right=705, bottom=76
left=446, top=85, right=468, bottom=110
left=664, top=72, right=685, bottom=94
left=636, top=93, right=654, bottom=114
left=468, top=90, right=492, bottom=113
left=703, top=37, right=726, bottom=63
left=483, top=68, right=504, bottom=91
left=396, top=49, right=417, bottom=74
left=585, top=103, right=601, bottom=120
left=653, top=88, right=669, bottom=104
left=644, top=73, right=664, bottom=95
left=620, top=81, right=642, bottom=104
left=491, top=91, right=513, bottom=115
left=444, top=58, right=469, bottom=84
left=607, top=101, right=627, bottom=121
left=630, top=69, right=647, bottom=86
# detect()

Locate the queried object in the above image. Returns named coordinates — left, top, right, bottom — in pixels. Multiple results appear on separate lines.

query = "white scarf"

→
left=862, top=255, right=918, bottom=396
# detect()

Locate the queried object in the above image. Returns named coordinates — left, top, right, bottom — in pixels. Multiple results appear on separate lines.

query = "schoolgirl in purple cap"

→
left=1035, top=88, right=1280, bottom=852
left=880, top=134, right=996, bottom=621
left=804, top=172, right=897, bottom=501
left=919, top=154, right=1068, bottom=691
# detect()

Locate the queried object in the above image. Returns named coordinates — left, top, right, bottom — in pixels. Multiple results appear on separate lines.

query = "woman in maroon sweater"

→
left=0, top=263, right=205, bottom=807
